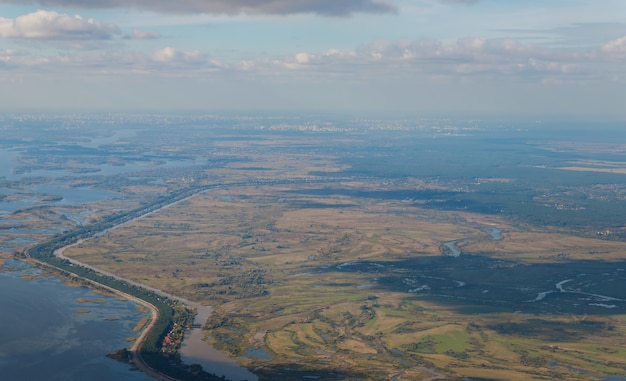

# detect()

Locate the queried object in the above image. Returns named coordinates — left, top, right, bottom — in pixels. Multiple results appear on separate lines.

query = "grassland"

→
left=63, top=179, right=626, bottom=381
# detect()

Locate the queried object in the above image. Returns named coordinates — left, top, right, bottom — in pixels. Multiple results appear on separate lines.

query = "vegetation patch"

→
left=76, top=298, right=107, bottom=304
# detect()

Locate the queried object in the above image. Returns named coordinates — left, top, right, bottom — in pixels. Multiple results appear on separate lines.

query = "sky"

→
left=0, top=0, right=625, bottom=117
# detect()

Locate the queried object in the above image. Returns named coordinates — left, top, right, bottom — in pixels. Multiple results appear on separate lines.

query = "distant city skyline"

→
left=0, top=0, right=625, bottom=117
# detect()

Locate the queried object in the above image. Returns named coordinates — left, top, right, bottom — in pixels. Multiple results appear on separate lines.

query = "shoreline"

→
left=21, top=256, right=177, bottom=381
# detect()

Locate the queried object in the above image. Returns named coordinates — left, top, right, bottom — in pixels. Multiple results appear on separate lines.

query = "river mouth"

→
left=180, top=329, right=259, bottom=381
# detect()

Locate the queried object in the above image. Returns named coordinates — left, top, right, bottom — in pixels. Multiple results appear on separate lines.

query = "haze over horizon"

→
left=0, top=0, right=625, bottom=118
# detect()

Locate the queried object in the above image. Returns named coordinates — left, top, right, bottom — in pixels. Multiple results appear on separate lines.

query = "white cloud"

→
left=151, top=47, right=205, bottom=64
left=294, top=53, right=310, bottom=64
left=0, top=10, right=119, bottom=40
left=602, top=36, right=626, bottom=54
left=0, top=49, right=17, bottom=67
left=124, top=29, right=161, bottom=40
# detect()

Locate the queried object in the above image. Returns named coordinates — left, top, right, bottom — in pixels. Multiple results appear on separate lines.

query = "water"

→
left=0, top=148, right=20, bottom=178
left=487, top=227, right=502, bottom=240
left=180, top=329, right=258, bottom=381
left=0, top=185, right=117, bottom=214
left=81, top=130, right=138, bottom=149
left=84, top=157, right=200, bottom=177
left=443, top=240, right=461, bottom=257
left=442, top=226, right=501, bottom=258
left=0, top=237, right=38, bottom=252
left=55, top=209, right=98, bottom=226
left=33, top=185, right=119, bottom=205
left=177, top=303, right=258, bottom=381
left=0, top=195, right=40, bottom=215
left=0, top=138, right=202, bottom=181
left=0, top=260, right=153, bottom=381
left=244, top=347, right=273, bottom=360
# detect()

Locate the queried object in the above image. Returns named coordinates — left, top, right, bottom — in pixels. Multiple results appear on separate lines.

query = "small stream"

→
left=527, top=277, right=624, bottom=306
left=443, top=240, right=462, bottom=258
left=442, top=226, right=502, bottom=258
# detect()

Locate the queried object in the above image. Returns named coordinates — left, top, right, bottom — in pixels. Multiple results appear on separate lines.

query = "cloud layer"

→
left=5, top=34, right=623, bottom=86
left=276, top=37, right=619, bottom=82
left=0, top=0, right=398, bottom=16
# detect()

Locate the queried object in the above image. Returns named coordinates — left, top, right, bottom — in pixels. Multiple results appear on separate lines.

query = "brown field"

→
left=462, top=229, right=626, bottom=262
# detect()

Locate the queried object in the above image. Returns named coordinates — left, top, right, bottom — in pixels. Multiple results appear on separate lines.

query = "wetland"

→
left=3, top=113, right=626, bottom=380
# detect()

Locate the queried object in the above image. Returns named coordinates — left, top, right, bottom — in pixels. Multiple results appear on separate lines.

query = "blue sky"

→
left=0, top=0, right=625, bottom=117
